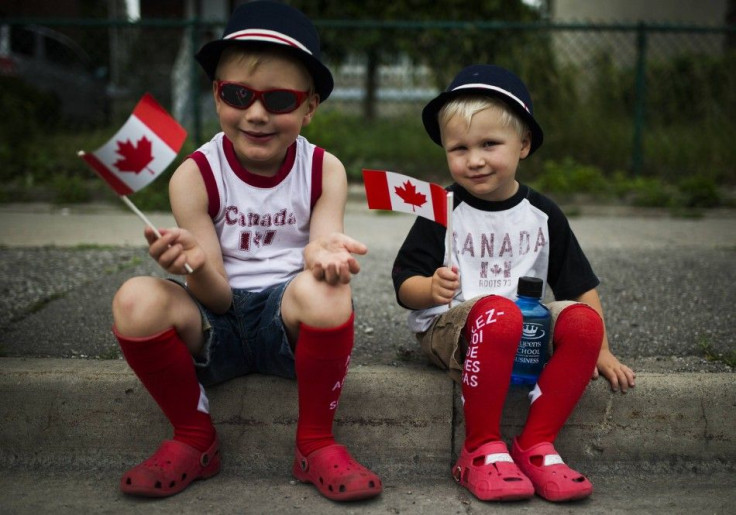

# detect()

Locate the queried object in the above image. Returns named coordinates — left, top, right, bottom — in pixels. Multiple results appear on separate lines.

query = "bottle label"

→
left=516, top=322, right=546, bottom=363
left=511, top=316, right=549, bottom=385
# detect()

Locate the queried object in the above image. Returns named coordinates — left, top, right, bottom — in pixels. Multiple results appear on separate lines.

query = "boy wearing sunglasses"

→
left=111, top=1, right=381, bottom=501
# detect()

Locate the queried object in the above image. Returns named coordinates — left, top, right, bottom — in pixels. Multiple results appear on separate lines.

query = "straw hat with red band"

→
left=422, top=65, right=544, bottom=156
left=195, top=0, right=334, bottom=102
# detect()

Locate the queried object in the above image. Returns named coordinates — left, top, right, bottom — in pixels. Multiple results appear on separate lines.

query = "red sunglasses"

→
left=216, top=81, right=310, bottom=114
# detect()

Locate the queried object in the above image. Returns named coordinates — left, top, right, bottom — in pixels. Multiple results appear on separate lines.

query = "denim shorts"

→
left=171, top=279, right=296, bottom=387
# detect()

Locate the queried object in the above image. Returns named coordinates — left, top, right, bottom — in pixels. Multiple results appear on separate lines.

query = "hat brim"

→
left=422, top=89, right=543, bottom=156
left=195, top=39, right=334, bottom=102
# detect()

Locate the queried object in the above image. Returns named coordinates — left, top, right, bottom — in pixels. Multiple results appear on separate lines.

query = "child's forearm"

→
left=398, top=276, right=437, bottom=310
left=186, top=268, right=232, bottom=314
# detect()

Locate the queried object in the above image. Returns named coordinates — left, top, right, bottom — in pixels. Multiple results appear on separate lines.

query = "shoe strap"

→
left=543, top=454, right=565, bottom=466
left=484, top=452, right=514, bottom=465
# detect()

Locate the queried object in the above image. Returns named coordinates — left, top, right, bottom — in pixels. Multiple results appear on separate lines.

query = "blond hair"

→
left=438, top=94, right=528, bottom=141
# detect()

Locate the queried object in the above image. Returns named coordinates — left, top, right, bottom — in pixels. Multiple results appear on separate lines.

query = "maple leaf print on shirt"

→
left=395, top=180, right=427, bottom=211
left=114, top=137, right=155, bottom=174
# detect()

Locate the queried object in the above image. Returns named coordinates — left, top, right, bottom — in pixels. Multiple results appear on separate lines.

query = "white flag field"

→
left=78, top=93, right=187, bottom=196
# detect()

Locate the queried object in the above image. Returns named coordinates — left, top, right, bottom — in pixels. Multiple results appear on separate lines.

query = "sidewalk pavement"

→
left=0, top=200, right=735, bottom=513
left=1, top=357, right=735, bottom=514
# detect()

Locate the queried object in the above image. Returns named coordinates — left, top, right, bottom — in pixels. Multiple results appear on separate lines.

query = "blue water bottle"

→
left=511, top=276, right=550, bottom=385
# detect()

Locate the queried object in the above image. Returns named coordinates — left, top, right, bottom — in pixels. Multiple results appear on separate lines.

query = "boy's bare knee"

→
left=112, top=277, right=174, bottom=334
left=285, top=275, right=353, bottom=328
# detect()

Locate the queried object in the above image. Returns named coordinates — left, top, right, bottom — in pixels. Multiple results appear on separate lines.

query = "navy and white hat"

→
left=195, top=0, right=334, bottom=101
left=422, top=65, right=544, bottom=155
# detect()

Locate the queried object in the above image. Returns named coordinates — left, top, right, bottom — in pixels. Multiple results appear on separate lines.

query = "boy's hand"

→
left=145, top=226, right=205, bottom=275
left=593, top=348, right=636, bottom=394
left=430, top=266, right=459, bottom=305
left=305, top=233, right=368, bottom=285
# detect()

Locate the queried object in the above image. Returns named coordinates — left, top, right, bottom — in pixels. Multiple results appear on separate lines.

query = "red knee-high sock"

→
left=295, top=312, right=354, bottom=457
left=516, top=304, right=603, bottom=450
left=115, top=326, right=216, bottom=452
left=462, top=296, right=523, bottom=452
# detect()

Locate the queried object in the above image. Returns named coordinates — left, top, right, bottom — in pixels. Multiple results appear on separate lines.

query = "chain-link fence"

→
left=1, top=18, right=735, bottom=197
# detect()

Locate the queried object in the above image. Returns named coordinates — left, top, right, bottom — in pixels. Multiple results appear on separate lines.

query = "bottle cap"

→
left=517, top=276, right=543, bottom=298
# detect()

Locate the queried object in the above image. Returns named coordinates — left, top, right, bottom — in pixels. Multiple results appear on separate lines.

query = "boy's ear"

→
left=212, top=81, right=222, bottom=112
left=301, top=93, right=320, bottom=126
left=519, top=130, right=532, bottom=159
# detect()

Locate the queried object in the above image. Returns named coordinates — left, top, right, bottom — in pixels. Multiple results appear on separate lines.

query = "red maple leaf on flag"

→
left=394, top=180, right=427, bottom=211
left=114, top=137, right=155, bottom=175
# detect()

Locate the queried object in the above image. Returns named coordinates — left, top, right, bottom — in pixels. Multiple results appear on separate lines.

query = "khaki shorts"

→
left=416, top=296, right=580, bottom=383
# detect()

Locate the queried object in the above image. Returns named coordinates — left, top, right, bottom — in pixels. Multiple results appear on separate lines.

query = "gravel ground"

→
left=1, top=243, right=734, bottom=374
left=1, top=200, right=734, bottom=373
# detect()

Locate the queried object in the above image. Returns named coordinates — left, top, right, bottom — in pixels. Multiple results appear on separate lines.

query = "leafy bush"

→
left=0, top=97, right=730, bottom=212
left=303, top=108, right=446, bottom=182
left=51, top=174, right=92, bottom=204
left=675, top=176, right=721, bottom=208
left=0, top=77, right=60, bottom=182
left=626, top=177, right=675, bottom=208
left=530, top=159, right=609, bottom=196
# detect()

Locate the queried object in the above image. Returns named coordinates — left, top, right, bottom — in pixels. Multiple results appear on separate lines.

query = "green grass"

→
left=699, top=338, right=736, bottom=368
left=26, top=292, right=66, bottom=315
left=97, top=347, right=122, bottom=360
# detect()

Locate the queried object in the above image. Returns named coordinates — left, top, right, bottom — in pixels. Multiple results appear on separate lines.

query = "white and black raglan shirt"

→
left=392, top=183, right=600, bottom=333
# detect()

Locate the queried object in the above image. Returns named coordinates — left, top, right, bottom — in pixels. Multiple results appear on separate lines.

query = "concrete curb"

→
left=2, top=358, right=734, bottom=478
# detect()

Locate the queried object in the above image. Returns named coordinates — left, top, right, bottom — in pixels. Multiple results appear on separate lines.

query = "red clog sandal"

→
left=511, top=438, right=592, bottom=502
left=292, top=444, right=382, bottom=501
left=120, top=437, right=220, bottom=497
left=452, top=440, right=534, bottom=501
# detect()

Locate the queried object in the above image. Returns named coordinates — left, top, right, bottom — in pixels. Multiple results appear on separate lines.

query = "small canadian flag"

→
left=362, top=169, right=448, bottom=226
left=78, top=94, right=192, bottom=273
left=79, top=93, right=187, bottom=195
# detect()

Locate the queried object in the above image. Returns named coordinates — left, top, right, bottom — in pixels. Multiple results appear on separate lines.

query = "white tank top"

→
left=189, top=133, right=323, bottom=291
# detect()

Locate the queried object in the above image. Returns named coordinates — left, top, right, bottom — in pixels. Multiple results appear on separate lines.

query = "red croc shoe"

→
left=452, top=440, right=534, bottom=501
left=511, top=438, right=592, bottom=502
left=292, top=444, right=382, bottom=501
left=120, top=437, right=220, bottom=497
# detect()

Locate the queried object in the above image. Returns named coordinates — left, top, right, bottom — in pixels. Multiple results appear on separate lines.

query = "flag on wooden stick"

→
left=78, top=93, right=192, bottom=273
left=79, top=93, right=186, bottom=195
left=362, top=169, right=448, bottom=226
left=362, top=169, right=454, bottom=268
